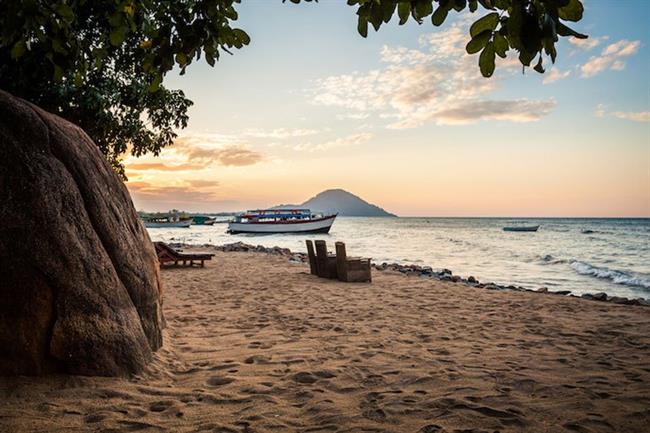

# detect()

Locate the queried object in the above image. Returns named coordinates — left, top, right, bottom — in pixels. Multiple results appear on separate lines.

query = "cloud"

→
left=127, top=181, right=220, bottom=203
left=243, top=128, right=319, bottom=139
left=127, top=162, right=205, bottom=171
left=581, top=39, right=641, bottom=77
left=310, top=22, right=553, bottom=128
left=172, top=135, right=264, bottom=167
left=294, top=133, right=373, bottom=152
left=543, top=68, right=571, bottom=84
left=593, top=104, right=649, bottom=122
left=569, top=35, right=609, bottom=51
left=611, top=111, right=650, bottom=122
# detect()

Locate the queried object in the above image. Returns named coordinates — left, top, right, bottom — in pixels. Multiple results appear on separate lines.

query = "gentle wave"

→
left=570, top=261, right=650, bottom=289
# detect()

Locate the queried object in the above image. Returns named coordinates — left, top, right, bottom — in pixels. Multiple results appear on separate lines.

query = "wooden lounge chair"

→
left=154, top=242, right=214, bottom=268
left=314, top=240, right=338, bottom=279
left=335, top=242, right=371, bottom=282
left=305, top=240, right=319, bottom=275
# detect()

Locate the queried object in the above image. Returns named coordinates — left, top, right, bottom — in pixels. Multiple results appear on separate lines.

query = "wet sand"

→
left=2, top=249, right=650, bottom=432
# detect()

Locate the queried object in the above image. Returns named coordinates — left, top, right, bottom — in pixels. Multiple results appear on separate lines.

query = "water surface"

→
left=147, top=217, right=650, bottom=300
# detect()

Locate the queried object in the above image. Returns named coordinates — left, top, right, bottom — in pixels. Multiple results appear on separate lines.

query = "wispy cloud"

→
left=310, top=22, right=554, bottom=128
left=611, top=111, right=650, bottom=122
left=581, top=39, right=641, bottom=77
left=543, top=68, right=571, bottom=84
left=243, top=128, right=319, bottom=139
left=593, top=104, right=649, bottom=122
left=128, top=162, right=205, bottom=172
left=293, top=132, right=373, bottom=152
left=569, top=35, right=609, bottom=51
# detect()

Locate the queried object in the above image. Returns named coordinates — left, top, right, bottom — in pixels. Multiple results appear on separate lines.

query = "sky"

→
left=125, top=1, right=650, bottom=217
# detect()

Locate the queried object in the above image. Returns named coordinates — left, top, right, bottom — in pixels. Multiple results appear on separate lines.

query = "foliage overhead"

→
left=0, top=0, right=585, bottom=174
left=344, top=0, right=587, bottom=78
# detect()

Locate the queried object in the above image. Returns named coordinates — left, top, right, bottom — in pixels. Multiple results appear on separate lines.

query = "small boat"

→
left=503, top=225, right=540, bottom=232
left=228, top=209, right=336, bottom=234
left=191, top=215, right=216, bottom=225
left=143, top=216, right=192, bottom=228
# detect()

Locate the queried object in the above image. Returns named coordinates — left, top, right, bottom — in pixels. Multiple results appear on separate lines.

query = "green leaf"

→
left=493, top=33, right=508, bottom=58
left=175, top=52, right=187, bottom=66
left=466, top=30, right=491, bottom=54
left=431, top=6, right=449, bottom=27
left=109, top=27, right=126, bottom=46
left=398, top=2, right=410, bottom=25
left=10, top=40, right=26, bottom=59
left=415, top=1, right=433, bottom=19
left=232, top=28, right=250, bottom=45
left=469, top=0, right=478, bottom=12
left=479, top=42, right=495, bottom=77
left=556, top=22, right=587, bottom=39
left=357, top=16, right=368, bottom=37
left=470, top=12, right=499, bottom=37
left=558, top=0, right=583, bottom=22
left=148, top=73, right=162, bottom=92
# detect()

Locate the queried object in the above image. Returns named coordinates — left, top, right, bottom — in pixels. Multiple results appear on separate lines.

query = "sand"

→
left=1, top=249, right=650, bottom=433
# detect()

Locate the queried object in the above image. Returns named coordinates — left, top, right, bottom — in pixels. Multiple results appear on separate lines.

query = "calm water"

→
left=147, top=217, right=650, bottom=300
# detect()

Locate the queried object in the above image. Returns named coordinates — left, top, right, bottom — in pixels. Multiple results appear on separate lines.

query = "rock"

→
left=553, top=290, right=571, bottom=296
left=537, top=287, right=549, bottom=293
left=467, top=276, right=477, bottom=284
left=592, top=292, right=608, bottom=301
left=581, top=294, right=594, bottom=300
left=0, top=90, right=163, bottom=376
left=608, top=296, right=629, bottom=304
left=450, top=275, right=462, bottom=283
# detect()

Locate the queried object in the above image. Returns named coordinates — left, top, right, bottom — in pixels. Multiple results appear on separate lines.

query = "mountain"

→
left=273, top=189, right=396, bottom=217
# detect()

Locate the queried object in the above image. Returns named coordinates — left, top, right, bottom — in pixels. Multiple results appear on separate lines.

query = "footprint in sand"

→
left=149, top=400, right=175, bottom=412
left=207, top=376, right=235, bottom=387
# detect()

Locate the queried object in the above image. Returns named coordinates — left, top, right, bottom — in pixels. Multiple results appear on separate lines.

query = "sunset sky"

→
left=125, top=1, right=650, bottom=217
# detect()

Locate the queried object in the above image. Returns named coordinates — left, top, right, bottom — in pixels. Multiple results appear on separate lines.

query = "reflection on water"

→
left=147, top=217, right=650, bottom=299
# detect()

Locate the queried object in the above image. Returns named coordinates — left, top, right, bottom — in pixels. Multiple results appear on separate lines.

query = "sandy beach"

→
left=2, top=248, right=650, bottom=433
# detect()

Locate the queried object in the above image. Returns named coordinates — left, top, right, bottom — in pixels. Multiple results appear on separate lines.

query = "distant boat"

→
left=191, top=215, right=216, bottom=225
left=503, top=225, right=540, bottom=232
left=143, top=216, right=192, bottom=228
left=228, top=209, right=336, bottom=234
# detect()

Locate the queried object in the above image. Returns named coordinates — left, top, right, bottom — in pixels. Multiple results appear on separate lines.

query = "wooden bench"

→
left=335, top=241, right=371, bottom=282
left=154, top=242, right=214, bottom=268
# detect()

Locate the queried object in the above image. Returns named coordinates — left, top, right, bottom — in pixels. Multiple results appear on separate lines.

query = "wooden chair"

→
left=305, top=240, right=318, bottom=275
left=335, top=242, right=371, bottom=282
left=154, top=242, right=214, bottom=268
left=314, top=240, right=338, bottom=279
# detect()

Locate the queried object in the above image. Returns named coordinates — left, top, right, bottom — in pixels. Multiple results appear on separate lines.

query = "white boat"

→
left=228, top=209, right=336, bottom=234
left=143, top=217, right=192, bottom=228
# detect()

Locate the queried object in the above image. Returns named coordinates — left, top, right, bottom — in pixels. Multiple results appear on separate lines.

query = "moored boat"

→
left=143, top=216, right=192, bottom=228
left=191, top=215, right=216, bottom=225
left=503, top=225, right=540, bottom=232
left=228, top=209, right=336, bottom=234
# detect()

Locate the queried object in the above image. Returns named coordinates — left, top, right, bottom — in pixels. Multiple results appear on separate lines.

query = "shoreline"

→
left=3, top=248, right=649, bottom=432
left=173, top=241, right=650, bottom=307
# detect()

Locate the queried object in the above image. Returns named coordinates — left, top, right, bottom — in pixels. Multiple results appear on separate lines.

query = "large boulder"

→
left=0, top=90, right=163, bottom=376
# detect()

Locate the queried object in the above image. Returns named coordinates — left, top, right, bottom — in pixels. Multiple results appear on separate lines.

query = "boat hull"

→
left=228, top=215, right=336, bottom=234
left=503, top=225, right=540, bottom=232
left=144, top=221, right=192, bottom=228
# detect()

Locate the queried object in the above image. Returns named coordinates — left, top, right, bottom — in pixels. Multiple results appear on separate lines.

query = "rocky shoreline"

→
left=170, top=241, right=650, bottom=307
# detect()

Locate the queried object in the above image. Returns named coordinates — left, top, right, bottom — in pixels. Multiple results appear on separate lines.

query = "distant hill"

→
left=273, top=189, right=396, bottom=217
